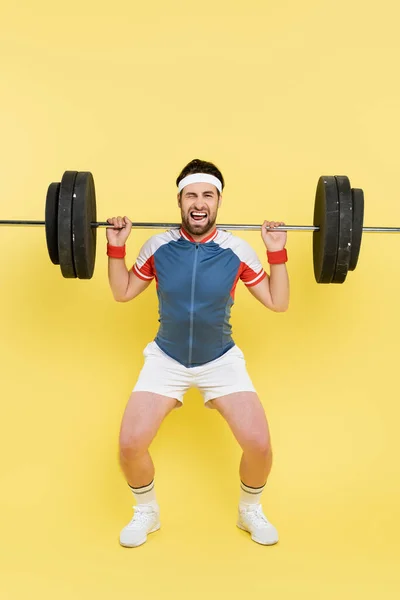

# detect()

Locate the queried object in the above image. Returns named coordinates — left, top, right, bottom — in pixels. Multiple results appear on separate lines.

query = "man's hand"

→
left=261, top=220, right=287, bottom=251
left=106, top=216, right=133, bottom=247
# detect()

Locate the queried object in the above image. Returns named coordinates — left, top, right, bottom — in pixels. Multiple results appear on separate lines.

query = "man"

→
left=107, top=159, right=289, bottom=548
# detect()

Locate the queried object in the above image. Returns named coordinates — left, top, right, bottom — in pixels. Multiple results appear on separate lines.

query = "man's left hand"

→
left=261, top=220, right=287, bottom=251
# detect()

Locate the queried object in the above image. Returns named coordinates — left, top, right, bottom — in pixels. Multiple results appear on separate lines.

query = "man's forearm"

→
left=269, top=264, right=290, bottom=312
left=108, top=258, right=130, bottom=301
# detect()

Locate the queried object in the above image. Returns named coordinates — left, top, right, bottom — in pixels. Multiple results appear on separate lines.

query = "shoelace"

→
left=127, top=505, right=157, bottom=529
left=241, top=505, right=271, bottom=528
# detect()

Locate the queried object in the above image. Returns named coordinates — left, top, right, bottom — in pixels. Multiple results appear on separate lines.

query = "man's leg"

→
left=207, top=391, right=272, bottom=488
left=118, top=391, right=179, bottom=547
left=208, top=392, right=278, bottom=545
left=119, top=391, right=179, bottom=488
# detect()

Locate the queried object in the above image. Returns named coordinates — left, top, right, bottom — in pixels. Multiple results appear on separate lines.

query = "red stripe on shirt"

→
left=229, top=263, right=266, bottom=299
left=246, top=270, right=267, bottom=287
left=240, top=262, right=267, bottom=287
left=133, top=256, right=156, bottom=281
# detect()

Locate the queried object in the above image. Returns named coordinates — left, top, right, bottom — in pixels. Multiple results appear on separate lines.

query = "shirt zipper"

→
left=188, top=244, right=199, bottom=367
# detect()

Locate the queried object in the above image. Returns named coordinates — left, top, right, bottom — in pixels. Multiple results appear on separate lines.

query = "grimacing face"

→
left=177, top=182, right=222, bottom=238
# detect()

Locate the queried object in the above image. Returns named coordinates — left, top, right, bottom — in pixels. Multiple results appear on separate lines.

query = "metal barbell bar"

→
left=1, top=220, right=400, bottom=233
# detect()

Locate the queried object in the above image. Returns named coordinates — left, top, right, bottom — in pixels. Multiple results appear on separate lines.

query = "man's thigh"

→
left=208, top=392, right=271, bottom=450
left=119, top=392, right=179, bottom=448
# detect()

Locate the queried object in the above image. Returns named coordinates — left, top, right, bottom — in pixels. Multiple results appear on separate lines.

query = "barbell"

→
left=1, top=170, right=399, bottom=283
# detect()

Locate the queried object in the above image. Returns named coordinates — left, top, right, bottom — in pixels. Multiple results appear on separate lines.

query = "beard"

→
left=181, top=212, right=217, bottom=237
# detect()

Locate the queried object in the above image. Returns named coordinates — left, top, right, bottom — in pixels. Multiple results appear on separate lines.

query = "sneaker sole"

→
left=120, top=524, right=161, bottom=548
left=236, top=523, right=279, bottom=546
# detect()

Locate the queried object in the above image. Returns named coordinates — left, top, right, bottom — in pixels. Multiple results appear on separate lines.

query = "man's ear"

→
left=218, top=194, right=223, bottom=208
left=177, top=193, right=181, bottom=207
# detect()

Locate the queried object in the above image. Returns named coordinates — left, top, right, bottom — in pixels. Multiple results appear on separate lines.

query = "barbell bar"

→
left=1, top=220, right=400, bottom=233
left=1, top=170, right=399, bottom=283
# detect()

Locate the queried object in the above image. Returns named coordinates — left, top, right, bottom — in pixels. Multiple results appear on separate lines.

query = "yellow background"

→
left=0, top=0, right=399, bottom=598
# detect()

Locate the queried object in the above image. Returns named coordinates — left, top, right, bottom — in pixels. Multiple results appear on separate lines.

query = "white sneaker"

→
left=237, top=503, right=279, bottom=545
left=119, top=504, right=160, bottom=548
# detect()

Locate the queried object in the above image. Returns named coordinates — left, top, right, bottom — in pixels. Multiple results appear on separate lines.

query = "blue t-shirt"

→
left=133, top=227, right=266, bottom=368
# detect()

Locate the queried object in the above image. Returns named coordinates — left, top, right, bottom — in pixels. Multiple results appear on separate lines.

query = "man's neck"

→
left=181, top=226, right=217, bottom=243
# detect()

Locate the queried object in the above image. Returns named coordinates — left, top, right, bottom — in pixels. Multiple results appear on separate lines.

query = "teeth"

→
left=191, top=212, right=207, bottom=217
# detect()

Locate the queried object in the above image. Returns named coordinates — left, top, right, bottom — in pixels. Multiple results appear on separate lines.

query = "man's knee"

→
left=119, top=431, right=150, bottom=461
left=244, top=434, right=272, bottom=457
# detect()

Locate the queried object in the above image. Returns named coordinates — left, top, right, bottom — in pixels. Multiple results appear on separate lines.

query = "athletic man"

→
left=107, top=159, right=289, bottom=547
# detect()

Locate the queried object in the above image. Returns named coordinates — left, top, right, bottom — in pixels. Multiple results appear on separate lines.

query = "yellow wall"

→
left=1, top=1, right=399, bottom=598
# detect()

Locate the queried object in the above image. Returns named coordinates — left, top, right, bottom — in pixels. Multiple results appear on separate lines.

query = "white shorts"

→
left=133, top=341, right=256, bottom=407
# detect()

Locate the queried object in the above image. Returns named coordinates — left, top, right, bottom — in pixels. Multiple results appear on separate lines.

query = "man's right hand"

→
left=106, top=216, right=133, bottom=247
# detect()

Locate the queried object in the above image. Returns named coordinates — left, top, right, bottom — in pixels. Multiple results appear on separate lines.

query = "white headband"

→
left=178, top=173, right=223, bottom=193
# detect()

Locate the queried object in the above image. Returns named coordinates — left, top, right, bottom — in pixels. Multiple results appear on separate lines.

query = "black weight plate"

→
left=332, top=176, right=353, bottom=284
left=58, top=171, right=78, bottom=278
left=349, top=188, right=364, bottom=271
left=45, top=182, right=60, bottom=265
left=313, top=176, right=340, bottom=283
left=72, top=172, right=97, bottom=279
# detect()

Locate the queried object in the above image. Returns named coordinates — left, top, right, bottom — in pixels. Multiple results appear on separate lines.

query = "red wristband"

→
left=107, top=244, right=126, bottom=259
left=267, top=248, right=288, bottom=264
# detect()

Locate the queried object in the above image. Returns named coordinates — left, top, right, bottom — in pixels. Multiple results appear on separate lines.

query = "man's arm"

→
left=247, top=219, right=289, bottom=312
left=109, top=258, right=152, bottom=302
left=106, top=215, right=153, bottom=302
left=247, top=265, right=289, bottom=312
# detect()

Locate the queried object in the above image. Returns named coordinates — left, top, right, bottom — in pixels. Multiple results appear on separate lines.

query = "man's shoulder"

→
left=215, top=229, right=253, bottom=251
left=140, top=228, right=181, bottom=254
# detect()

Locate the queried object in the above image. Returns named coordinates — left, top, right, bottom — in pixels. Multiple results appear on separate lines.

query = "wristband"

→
left=107, top=244, right=126, bottom=259
left=267, top=248, right=288, bottom=264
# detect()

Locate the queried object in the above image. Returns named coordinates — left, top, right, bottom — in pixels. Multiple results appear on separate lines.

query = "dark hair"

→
left=176, top=159, right=225, bottom=196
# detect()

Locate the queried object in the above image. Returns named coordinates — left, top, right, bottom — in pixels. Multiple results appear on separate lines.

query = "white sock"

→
left=128, top=480, right=158, bottom=507
left=239, top=480, right=266, bottom=506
